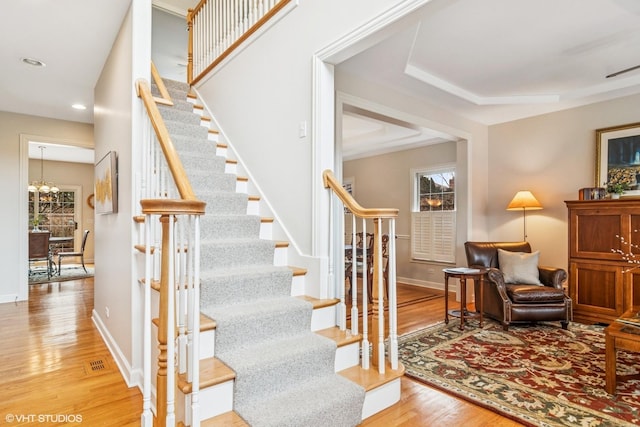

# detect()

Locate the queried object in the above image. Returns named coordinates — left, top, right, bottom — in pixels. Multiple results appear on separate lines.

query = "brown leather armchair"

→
left=464, top=241, right=572, bottom=330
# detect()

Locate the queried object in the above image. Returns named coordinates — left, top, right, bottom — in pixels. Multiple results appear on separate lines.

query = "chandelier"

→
left=28, top=146, right=59, bottom=194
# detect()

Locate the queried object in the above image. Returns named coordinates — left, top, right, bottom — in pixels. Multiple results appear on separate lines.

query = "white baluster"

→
left=388, top=220, right=398, bottom=370
left=190, top=215, right=201, bottom=427
left=361, top=218, right=369, bottom=370
left=350, top=214, right=358, bottom=336
left=166, top=215, right=176, bottom=426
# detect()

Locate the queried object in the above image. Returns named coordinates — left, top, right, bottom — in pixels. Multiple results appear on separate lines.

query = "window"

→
left=29, top=189, right=79, bottom=253
left=411, top=165, right=456, bottom=263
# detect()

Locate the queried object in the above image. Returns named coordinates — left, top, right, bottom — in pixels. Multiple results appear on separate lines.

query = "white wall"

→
left=0, top=112, right=93, bottom=303
left=92, top=0, right=151, bottom=386
left=488, top=93, right=640, bottom=271
left=195, top=0, right=433, bottom=256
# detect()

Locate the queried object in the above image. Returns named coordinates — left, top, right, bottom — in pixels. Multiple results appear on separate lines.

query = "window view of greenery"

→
left=418, top=171, right=455, bottom=211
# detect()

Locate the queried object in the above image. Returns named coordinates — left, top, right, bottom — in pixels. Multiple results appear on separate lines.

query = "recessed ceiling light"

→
left=21, top=57, right=46, bottom=67
left=72, top=104, right=87, bottom=110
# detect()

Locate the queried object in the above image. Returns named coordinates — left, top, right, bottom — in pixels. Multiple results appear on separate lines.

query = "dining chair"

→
left=58, top=230, right=90, bottom=274
left=29, top=231, right=53, bottom=279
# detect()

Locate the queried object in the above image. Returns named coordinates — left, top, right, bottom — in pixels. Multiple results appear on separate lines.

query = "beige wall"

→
left=29, top=159, right=95, bottom=262
left=339, top=83, right=640, bottom=287
left=0, top=111, right=93, bottom=303
left=344, top=142, right=458, bottom=287
left=488, top=93, right=640, bottom=271
left=93, top=3, right=136, bottom=382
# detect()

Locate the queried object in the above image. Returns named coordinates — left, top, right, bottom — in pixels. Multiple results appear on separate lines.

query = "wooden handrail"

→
left=140, top=199, right=206, bottom=216
left=136, top=79, right=199, bottom=201
left=323, top=170, right=398, bottom=219
left=151, top=62, right=174, bottom=106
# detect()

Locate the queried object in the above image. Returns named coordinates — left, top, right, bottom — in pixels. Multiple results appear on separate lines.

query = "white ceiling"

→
left=338, top=0, right=640, bottom=127
left=2, top=0, right=639, bottom=161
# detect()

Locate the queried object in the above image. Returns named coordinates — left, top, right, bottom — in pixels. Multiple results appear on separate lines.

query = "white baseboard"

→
left=92, top=309, right=137, bottom=388
left=397, top=276, right=457, bottom=293
left=0, top=294, right=20, bottom=304
left=397, top=276, right=474, bottom=302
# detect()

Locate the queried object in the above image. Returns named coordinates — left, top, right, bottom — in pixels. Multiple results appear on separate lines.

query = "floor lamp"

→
left=506, top=191, right=543, bottom=241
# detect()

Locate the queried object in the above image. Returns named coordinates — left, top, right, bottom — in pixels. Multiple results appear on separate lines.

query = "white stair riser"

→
left=273, top=246, right=288, bottom=266
left=200, top=329, right=215, bottom=360
left=177, top=380, right=234, bottom=423
left=334, top=342, right=360, bottom=372
left=236, top=180, right=248, bottom=193
left=361, top=378, right=402, bottom=419
left=290, top=274, right=305, bottom=296
left=259, top=221, right=273, bottom=240
left=247, top=199, right=260, bottom=216
left=310, top=305, right=336, bottom=331
left=224, top=162, right=237, bottom=175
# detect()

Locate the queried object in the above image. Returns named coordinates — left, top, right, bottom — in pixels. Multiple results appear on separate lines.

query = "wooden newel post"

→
left=155, top=214, right=172, bottom=426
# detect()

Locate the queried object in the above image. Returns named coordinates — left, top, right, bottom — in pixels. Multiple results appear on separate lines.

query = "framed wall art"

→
left=595, top=122, right=640, bottom=195
left=95, top=151, right=118, bottom=214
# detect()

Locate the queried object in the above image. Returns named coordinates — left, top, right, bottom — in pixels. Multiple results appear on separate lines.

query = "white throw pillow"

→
left=497, top=249, right=541, bottom=285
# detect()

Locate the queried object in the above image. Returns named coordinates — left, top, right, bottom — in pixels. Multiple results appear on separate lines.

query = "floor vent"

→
left=83, top=357, right=110, bottom=376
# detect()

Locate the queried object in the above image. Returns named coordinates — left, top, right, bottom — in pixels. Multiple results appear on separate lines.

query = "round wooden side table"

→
left=443, top=268, right=488, bottom=330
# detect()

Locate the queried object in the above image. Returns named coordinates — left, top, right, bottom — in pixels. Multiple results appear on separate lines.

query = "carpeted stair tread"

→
left=217, top=332, right=338, bottom=408
left=159, top=105, right=202, bottom=125
left=200, top=265, right=293, bottom=305
left=200, top=238, right=275, bottom=268
left=160, top=78, right=190, bottom=92
left=186, top=169, right=237, bottom=192
left=200, top=214, right=262, bottom=240
left=202, top=296, right=312, bottom=349
left=180, top=151, right=227, bottom=173
left=152, top=83, right=190, bottom=101
left=235, top=373, right=365, bottom=427
left=171, top=135, right=218, bottom=155
left=197, top=191, right=249, bottom=214
left=164, top=120, right=210, bottom=139
left=160, top=97, right=195, bottom=112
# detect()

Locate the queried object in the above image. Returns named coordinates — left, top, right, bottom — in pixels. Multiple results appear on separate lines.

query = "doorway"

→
left=19, top=134, right=94, bottom=299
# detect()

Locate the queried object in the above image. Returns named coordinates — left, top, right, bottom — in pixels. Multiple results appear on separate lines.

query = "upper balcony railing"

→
left=187, top=0, right=291, bottom=85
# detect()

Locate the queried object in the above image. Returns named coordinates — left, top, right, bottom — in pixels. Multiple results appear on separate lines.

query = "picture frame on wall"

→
left=595, top=122, right=640, bottom=195
left=95, top=151, right=118, bottom=214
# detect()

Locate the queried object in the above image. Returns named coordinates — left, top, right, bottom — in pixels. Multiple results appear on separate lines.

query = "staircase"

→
left=138, top=77, right=403, bottom=426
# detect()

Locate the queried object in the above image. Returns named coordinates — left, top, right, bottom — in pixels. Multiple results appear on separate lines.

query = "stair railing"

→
left=136, top=78, right=206, bottom=427
left=323, top=170, right=399, bottom=373
left=187, top=0, right=291, bottom=85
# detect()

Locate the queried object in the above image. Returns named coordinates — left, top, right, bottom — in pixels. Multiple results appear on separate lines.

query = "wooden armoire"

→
left=566, top=199, right=640, bottom=324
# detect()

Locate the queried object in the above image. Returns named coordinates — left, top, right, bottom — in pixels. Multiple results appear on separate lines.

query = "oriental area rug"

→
left=398, top=320, right=640, bottom=426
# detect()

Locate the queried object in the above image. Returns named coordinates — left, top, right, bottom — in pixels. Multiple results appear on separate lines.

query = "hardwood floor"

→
left=0, top=277, right=141, bottom=426
left=0, top=277, right=522, bottom=426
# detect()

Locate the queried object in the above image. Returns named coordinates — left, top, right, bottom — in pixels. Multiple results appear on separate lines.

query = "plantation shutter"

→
left=411, top=211, right=456, bottom=263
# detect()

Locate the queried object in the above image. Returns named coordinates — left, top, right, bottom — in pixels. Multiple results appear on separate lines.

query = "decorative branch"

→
left=612, top=230, right=640, bottom=272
